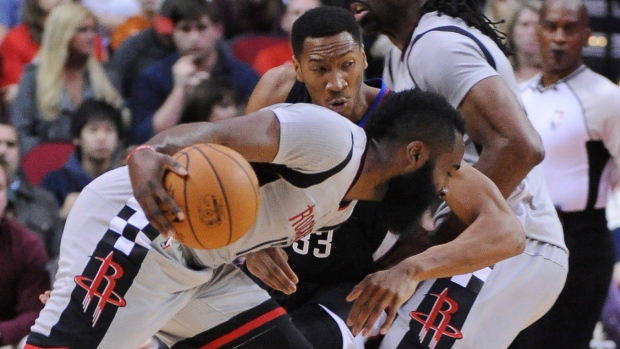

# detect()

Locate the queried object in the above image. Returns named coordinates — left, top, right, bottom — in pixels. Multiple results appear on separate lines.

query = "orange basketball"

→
left=163, top=144, right=260, bottom=249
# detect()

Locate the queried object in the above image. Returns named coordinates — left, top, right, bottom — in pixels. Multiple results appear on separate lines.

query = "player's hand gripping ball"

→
left=163, top=144, right=260, bottom=249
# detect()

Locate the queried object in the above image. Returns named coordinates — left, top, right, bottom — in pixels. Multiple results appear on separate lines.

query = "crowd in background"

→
left=0, top=0, right=618, bottom=348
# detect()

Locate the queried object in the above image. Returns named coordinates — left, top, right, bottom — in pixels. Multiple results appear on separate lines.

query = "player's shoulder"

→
left=261, top=65, right=297, bottom=94
left=246, top=65, right=297, bottom=113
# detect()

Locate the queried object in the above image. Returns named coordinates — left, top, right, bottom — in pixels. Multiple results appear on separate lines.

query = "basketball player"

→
left=243, top=7, right=393, bottom=349
left=347, top=0, right=569, bottom=347
left=513, top=0, right=620, bottom=347
left=26, top=89, right=525, bottom=349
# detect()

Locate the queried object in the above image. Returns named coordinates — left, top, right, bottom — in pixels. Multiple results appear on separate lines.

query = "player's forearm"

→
left=401, top=214, right=525, bottom=281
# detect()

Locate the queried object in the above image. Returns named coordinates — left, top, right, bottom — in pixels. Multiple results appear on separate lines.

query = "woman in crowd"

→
left=0, top=0, right=107, bottom=105
left=11, top=2, right=125, bottom=156
left=506, top=1, right=542, bottom=85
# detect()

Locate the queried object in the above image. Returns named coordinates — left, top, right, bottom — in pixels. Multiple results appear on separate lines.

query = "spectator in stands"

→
left=484, top=0, right=522, bottom=33
left=179, top=76, right=240, bottom=123
left=81, top=0, right=141, bottom=51
left=130, top=0, right=259, bottom=144
left=0, top=0, right=22, bottom=43
left=0, top=122, right=62, bottom=264
left=0, top=0, right=76, bottom=104
left=109, top=0, right=175, bottom=101
left=0, top=58, right=8, bottom=123
left=11, top=2, right=125, bottom=156
left=252, top=0, right=322, bottom=76
left=41, top=99, right=124, bottom=220
left=0, top=159, right=50, bottom=349
left=110, top=0, right=163, bottom=51
left=216, top=0, right=284, bottom=39
left=507, top=1, right=542, bottom=85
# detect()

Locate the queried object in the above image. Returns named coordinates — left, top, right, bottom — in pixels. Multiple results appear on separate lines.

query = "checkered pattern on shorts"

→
left=105, top=197, right=160, bottom=257
left=449, top=266, right=493, bottom=295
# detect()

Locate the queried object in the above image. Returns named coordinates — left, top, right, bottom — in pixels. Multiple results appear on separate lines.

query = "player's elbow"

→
left=498, top=215, right=526, bottom=258
left=516, top=130, right=545, bottom=170
left=498, top=134, right=544, bottom=174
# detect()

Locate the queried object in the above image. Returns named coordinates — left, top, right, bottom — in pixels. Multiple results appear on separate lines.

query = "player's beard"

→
left=379, top=158, right=440, bottom=235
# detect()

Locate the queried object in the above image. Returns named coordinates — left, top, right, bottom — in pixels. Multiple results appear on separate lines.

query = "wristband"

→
left=126, top=144, right=155, bottom=162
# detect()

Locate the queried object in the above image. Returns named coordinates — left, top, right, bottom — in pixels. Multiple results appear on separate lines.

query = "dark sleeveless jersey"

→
left=283, top=79, right=392, bottom=283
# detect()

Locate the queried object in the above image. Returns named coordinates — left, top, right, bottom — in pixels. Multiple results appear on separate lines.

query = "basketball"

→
left=163, top=143, right=260, bottom=249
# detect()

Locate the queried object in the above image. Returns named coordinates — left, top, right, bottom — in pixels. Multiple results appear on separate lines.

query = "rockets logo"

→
left=289, top=205, right=316, bottom=240
left=75, top=251, right=127, bottom=326
left=410, top=288, right=463, bottom=349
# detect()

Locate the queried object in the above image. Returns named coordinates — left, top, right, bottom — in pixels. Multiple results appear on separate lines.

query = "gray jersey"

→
left=379, top=12, right=568, bottom=349
left=384, top=12, right=566, bottom=251
left=521, top=66, right=620, bottom=212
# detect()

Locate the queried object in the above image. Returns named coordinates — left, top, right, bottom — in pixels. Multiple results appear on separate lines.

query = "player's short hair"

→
left=71, top=99, right=125, bottom=141
left=291, top=6, right=362, bottom=59
left=160, top=0, right=222, bottom=26
left=365, top=89, right=466, bottom=154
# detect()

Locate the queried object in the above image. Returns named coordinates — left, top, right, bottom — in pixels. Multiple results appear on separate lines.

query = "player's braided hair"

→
left=420, top=0, right=512, bottom=56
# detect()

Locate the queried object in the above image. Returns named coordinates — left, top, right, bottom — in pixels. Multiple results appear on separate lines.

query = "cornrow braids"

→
left=420, top=0, right=512, bottom=56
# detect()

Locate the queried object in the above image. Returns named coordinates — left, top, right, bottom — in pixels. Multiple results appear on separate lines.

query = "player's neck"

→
left=351, top=85, right=379, bottom=123
left=384, top=11, right=419, bottom=50
left=343, top=140, right=398, bottom=202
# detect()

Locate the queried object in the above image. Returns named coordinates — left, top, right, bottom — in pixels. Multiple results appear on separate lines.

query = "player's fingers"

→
left=272, top=247, right=299, bottom=285
left=245, top=252, right=274, bottom=281
left=361, top=300, right=389, bottom=337
left=166, top=157, right=188, bottom=177
left=346, top=282, right=364, bottom=302
left=347, top=282, right=375, bottom=332
left=135, top=185, right=169, bottom=236
left=246, top=249, right=295, bottom=293
left=260, top=252, right=297, bottom=294
left=380, top=304, right=399, bottom=335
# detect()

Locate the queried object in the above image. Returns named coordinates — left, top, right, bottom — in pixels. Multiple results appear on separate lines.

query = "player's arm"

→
left=346, top=162, right=525, bottom=336
left=245, top=65, right=298, bottom=113
left=459, top=75, right=544, bottom=198
left=434, top=76, right=542, bottom=243
left=127, top=109, right=281, bottom=236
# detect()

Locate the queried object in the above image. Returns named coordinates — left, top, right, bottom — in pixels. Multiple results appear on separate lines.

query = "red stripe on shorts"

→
left=199, top=307, right=287, bottom=349
left=24, top=345, right=68, bottom=349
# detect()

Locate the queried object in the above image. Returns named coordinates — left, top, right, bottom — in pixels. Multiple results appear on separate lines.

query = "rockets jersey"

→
left=383, top=11, right=566, bottom=250
left=521, top=66, right=620, bottom=212
left=87, top=103, right=368, bottom=269
left=283, top=79, right=395, bottom=283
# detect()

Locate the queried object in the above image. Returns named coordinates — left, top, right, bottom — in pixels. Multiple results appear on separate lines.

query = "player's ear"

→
left=293, top=57, right=304, bottom=82
left=406, top=141, right=430, bottom=170
left=361, top=45, right=368, bottom=70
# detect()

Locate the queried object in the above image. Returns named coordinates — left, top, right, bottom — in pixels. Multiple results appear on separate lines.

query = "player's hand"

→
left=127, top=147, right=187, bottom=237
left=346, top=262, right=420, bottom=336
left=245, top=247, right=299, bottom=295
